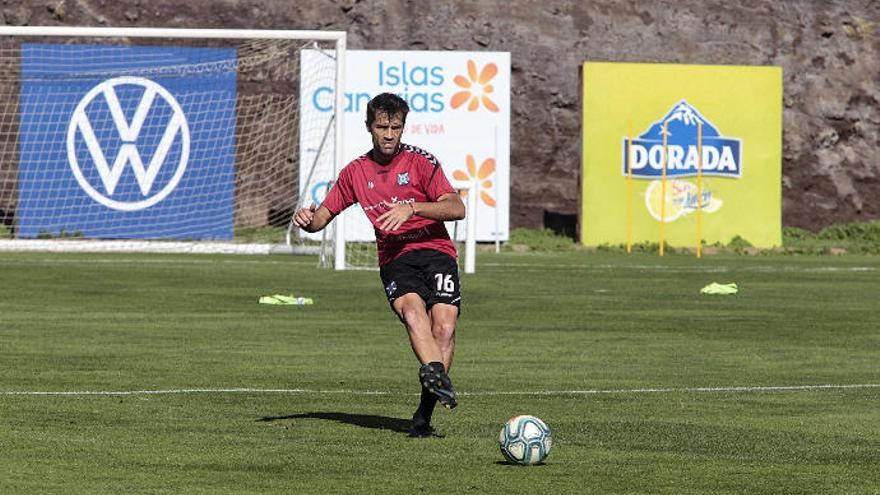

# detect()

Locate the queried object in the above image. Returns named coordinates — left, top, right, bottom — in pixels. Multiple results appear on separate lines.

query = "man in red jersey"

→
left=293, top=93, right=465, bottom=437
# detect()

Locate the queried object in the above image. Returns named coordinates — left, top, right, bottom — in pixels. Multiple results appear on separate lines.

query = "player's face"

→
left=368, top=111, right=404, bottom=162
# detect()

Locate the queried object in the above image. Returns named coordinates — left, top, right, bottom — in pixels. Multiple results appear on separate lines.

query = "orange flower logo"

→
left=451, top=60, right=499, bottom=112
left=453, top=155, right=496, bottom=207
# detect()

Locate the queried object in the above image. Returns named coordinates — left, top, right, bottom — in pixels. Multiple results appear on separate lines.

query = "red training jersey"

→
left=320, top=143, right=458, bottom=266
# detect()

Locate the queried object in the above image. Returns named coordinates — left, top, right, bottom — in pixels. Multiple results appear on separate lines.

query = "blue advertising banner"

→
left=18, top=44, right=237, bottom=239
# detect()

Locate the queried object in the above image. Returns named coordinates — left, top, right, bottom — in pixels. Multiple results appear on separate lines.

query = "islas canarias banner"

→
left=300, top=50, right=510, bottom=243
left=581, top=62, right=782, bottom=248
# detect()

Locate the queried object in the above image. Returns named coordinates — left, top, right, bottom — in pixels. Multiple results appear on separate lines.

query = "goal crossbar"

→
left=0, top=26, right=346, bottom=42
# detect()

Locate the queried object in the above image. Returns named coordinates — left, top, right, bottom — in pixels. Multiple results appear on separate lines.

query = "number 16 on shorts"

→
left=434, top=273, right=456, bottom=295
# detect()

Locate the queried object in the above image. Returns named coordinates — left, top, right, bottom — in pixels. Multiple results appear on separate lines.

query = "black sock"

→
left=413, top=386, right=438, bottom=426
left=414, top=361, right=446, bottom=426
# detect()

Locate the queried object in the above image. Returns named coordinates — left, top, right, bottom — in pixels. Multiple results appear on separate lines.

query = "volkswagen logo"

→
left=66, top=76, right=190, bottom=211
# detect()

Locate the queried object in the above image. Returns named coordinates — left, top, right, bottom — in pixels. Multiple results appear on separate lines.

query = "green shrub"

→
left=507, top=228, right=576, bottom=251
left=782, top=221, right=880, bottom=254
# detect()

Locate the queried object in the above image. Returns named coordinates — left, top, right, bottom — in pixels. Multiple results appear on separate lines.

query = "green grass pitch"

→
left=1, top=251, right=878, bottom=493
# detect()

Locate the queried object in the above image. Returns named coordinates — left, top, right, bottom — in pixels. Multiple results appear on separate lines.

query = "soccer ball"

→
left=498, top=415, right=552, bottom=465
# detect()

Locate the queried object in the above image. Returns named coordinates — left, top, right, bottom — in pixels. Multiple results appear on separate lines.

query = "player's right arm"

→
left=294, top=204, right=334, bottom=233
left=295, top=163, right=355, bottom=233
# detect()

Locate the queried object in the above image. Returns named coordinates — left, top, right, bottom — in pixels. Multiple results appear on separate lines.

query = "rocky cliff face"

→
left=3, top=0, right=877, bottom=233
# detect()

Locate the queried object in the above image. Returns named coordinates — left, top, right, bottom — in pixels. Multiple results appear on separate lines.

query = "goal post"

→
left=454, top=180, right=478, bottom=274
left=0, top=26, right=345, bottom=256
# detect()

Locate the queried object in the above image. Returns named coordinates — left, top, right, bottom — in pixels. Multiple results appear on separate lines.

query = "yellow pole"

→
left=660, top=121, right=667, bottom=256
left=696, top=121, right=703, bottom=258
left=626, top=122, right=633, bottom=254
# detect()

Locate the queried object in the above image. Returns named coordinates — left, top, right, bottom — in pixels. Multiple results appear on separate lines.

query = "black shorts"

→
left=379, top=249, right=461, bottom=310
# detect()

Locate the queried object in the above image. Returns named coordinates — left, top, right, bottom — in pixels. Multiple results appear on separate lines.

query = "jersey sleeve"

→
left=422, top=157, right=456, bottom=201
left=320, top=164, right=356, bottom=215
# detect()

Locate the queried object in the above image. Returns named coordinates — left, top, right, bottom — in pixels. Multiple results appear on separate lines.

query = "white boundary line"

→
left=0, top=240, right=319, bottom=256
left=3, top=383, right=878, bottom=397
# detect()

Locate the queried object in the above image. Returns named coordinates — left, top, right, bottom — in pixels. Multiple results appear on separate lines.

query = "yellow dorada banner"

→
left=580, top=62, right=782, bottom=248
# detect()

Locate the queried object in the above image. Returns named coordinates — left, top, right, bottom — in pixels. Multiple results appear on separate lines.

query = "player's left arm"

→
left=412, top=192, right=465, bottom=221
left=377, top=193, right=465, bottom=231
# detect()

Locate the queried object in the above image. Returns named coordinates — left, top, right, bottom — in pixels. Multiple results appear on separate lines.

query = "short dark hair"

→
left=366, top=92, right=409, bottom=126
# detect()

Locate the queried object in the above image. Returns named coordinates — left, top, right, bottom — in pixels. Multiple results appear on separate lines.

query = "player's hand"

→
left=293, top=204, right=317, bottom=229
left=377, top=201, right=415, bottom=231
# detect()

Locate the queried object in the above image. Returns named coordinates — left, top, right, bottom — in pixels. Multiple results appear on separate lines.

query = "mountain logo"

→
left=622, top=100, right=741, bottom=179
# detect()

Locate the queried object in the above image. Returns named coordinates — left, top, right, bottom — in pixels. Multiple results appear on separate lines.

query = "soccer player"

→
left=293, top=92, right=465, bottom=437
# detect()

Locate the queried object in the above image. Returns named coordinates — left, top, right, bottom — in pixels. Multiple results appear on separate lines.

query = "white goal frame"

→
left=451, top=180, right=478, bottom=274
left=0, top=25, right=345, bottom=256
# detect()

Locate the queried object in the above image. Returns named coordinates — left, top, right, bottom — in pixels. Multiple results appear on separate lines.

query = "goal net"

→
left=0, top=26, right=344, bottom=260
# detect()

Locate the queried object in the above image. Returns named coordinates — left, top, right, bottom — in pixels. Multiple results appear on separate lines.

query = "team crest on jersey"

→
left=397, top=172, right=410, bottom=185
left=368, top=181, right=374, bottom=189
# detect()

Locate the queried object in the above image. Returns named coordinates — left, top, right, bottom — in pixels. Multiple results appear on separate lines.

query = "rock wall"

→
left=3, top=0, right=877, bottom=233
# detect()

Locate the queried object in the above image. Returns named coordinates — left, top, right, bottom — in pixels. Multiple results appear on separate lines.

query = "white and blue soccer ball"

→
left=498, top=415, right=552, bottom=465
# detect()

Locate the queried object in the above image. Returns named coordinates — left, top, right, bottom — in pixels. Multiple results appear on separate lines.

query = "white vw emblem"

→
left=66, top=76, right=190, bottom=211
